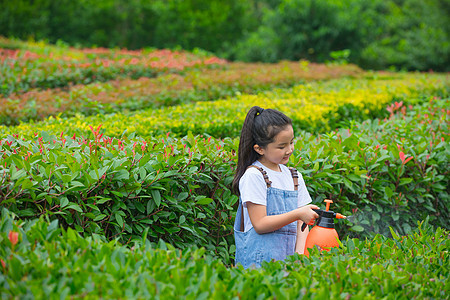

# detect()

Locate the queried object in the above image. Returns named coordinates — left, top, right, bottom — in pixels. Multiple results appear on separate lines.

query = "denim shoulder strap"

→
left=239, top=166, right=270, bottom=231
left=246, top=165, right=271, bottom=188
left=239, top=166, right=299, bottom=230
left=288, top=167, right=299, bottom=191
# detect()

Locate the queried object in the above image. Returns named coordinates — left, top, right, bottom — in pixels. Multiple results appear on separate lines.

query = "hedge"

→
left=292, top=97, right=449, bottom=237
left=0, top=37, right=226, bottom=96
left=0, top=131, right=237, bottom=263
left=2, top=73, right=448, bottom=139
left=1, top=209, right=448, bottom=298
left=1, top=96, right=448, bottom=265
left=0, top=61, right=362, bottom=125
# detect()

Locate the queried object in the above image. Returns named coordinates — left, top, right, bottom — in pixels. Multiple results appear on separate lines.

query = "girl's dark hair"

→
left=232, top=106, right=292, bottom=195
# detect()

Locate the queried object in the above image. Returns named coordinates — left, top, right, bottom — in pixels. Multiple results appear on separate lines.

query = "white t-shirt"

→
left=239, top=160, right=312, bottom=232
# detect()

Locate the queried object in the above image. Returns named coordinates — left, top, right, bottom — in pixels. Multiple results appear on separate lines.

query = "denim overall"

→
left=234, top=166, right=299, bottom=269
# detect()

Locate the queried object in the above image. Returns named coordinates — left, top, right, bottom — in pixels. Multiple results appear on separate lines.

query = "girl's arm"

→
left=247, top=203, right=319, bottom=234
left=295, top=221, right=308, bottom=254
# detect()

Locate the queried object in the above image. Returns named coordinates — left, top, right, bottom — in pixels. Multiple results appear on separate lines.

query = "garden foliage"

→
left=0, top=59, right=361, bottom=125
left=1, top=0, right=448, bottom=71
left=1, top=73, right=447, bottom=138
left=0, top=37, right=226, bottom=97
left=1, top=210, right=448, bottom=298
left=1, top=95, right=448, bottom=264
left=231, top=0, right=449, bottom=71
left=0, top=37, right=448, bottom=297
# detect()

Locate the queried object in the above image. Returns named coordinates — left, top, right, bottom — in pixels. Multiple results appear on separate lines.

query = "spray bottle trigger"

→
left=301, top=222, right=307, bottom=232
left=301, top=208, right=322, bottom=232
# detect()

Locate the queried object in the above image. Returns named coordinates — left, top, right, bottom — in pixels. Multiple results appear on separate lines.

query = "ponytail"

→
left=232, top=106, right=292, bottom=195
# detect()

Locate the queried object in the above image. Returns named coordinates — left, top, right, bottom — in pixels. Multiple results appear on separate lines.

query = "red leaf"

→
left=404, top=157, right=413, bottom=164
left=399, top=151, right=405, bottom=163
left=8, top=231, right=18, bottom=246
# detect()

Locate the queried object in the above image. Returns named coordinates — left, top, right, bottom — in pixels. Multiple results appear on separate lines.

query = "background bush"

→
left=229, top=0, right=361, bottom=63
left=0, top=0, right=252, bottom=51
left=230, top=0, right=449, bottom=71
left=1, top=0, right=448, bottom=71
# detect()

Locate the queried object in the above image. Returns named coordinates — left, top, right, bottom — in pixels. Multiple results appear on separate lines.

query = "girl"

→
left=232, top=106, right=319, bottom=269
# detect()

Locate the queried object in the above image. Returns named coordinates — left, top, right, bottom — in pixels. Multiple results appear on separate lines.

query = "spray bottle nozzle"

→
left=335, top=213, right=346, bottom=219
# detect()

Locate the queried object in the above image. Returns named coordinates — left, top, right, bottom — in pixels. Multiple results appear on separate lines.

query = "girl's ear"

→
left=253, top=144, right=265, bottom=156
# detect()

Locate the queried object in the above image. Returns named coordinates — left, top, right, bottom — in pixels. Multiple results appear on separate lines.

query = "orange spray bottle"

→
left=302, top=199, right=346, bottom=257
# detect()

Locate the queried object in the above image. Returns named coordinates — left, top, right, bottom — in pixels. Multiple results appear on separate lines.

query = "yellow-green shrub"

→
left=2, top=73, right=447, bottom=139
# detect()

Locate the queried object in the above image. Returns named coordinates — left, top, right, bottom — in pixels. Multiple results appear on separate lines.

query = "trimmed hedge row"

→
left=0, top=37, right=226, bottom=96
left=0, top=61, right=362, bottom=125
left=0, top=131, right=237, bottom=263
left=2, top=73, right=448, bottom=138
left=292, top=97, right=449, bottom=237
left=1, top=210, right=448, bottom=298
left=1, top=96, right=448, bottom=264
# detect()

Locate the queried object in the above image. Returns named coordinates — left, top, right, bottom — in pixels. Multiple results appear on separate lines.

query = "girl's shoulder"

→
left=242, top=163, right=266, bottom=178
left=239, top=165, right=268, bottom=191
left=280, top=165, right=303, bottom=178
left=240, top=162, right=269, bottom=183
left=283, top=165, right=306, bottom=182
left=250, top=161, right=293, bottom=176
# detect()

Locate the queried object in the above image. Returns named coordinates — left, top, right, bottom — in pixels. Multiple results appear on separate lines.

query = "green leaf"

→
left=313, top=161, right=320, bottom=172
left=343, top=178, right=353, bottom=190
left=66, top=203, right=83, bottom=213
left=348, top=174, right=360, bottom=182
left=139, top=167, right=147, bottom=180
left=178, top=192, right=189, bottom=201
left=60, top=197, right=69, bottom=208
left=21, top=178, right=34, bottom=189
left=115, top=212, right=124, bottom=228
left=151, top=189, right=161, bottom=207
left=45, top=195, right=53, bottom=206
left=41, top=131, right=51, bottom=142
left=147, top=200, right=155, bottom=215
left=94, top=214, right=107, bottom=221
left=179, top=215, right=186, bottom=224
left=66, top=227, right=78, bottom=241
left=385, top=186, right=393, bottom=198
left=196, top=197, right=213, bottom=205
left=111, top=191, right=124, bottom=198
left=389, top=227, right=400, bottom=240
left=134, top=201, right=145, bottom=213
left=351, top=225, right=364, bottom=232
left=96, top=198, right=111, bottom=204
left=115, top=169, right=129, bottom=180
left=11, top=169, right=26, bottom=181
left=399, top=178, right=413, bottom=185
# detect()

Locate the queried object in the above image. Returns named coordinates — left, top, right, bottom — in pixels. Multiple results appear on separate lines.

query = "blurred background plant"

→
left=0, top=0, right=448, bottom=71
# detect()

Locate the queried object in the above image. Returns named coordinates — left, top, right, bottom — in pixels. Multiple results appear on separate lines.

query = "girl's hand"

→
left=298, top=204, right=319, bottom=225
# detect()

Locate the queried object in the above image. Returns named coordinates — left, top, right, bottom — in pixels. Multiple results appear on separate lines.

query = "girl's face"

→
left=254, top=125, right=295, bottom=172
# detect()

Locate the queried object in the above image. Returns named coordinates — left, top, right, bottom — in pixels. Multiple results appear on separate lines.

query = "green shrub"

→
left=357, top=0, right=450, bottom=71
left=0, top=131, right=237, bottom=263
left=0, top=0, right=252, bottom=52
left=292, top=97, right=449, bottom=237
left=1, top=96, right=448, bottom=264
left=230, top=0, right=359, bottom=63
left=229, top=0, right=449, bottom=71
left=0, top=61, right=362, bottom=125
left=2, top=73, right=447, bottom=139
left=1, top=209, right=448, bottom=298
